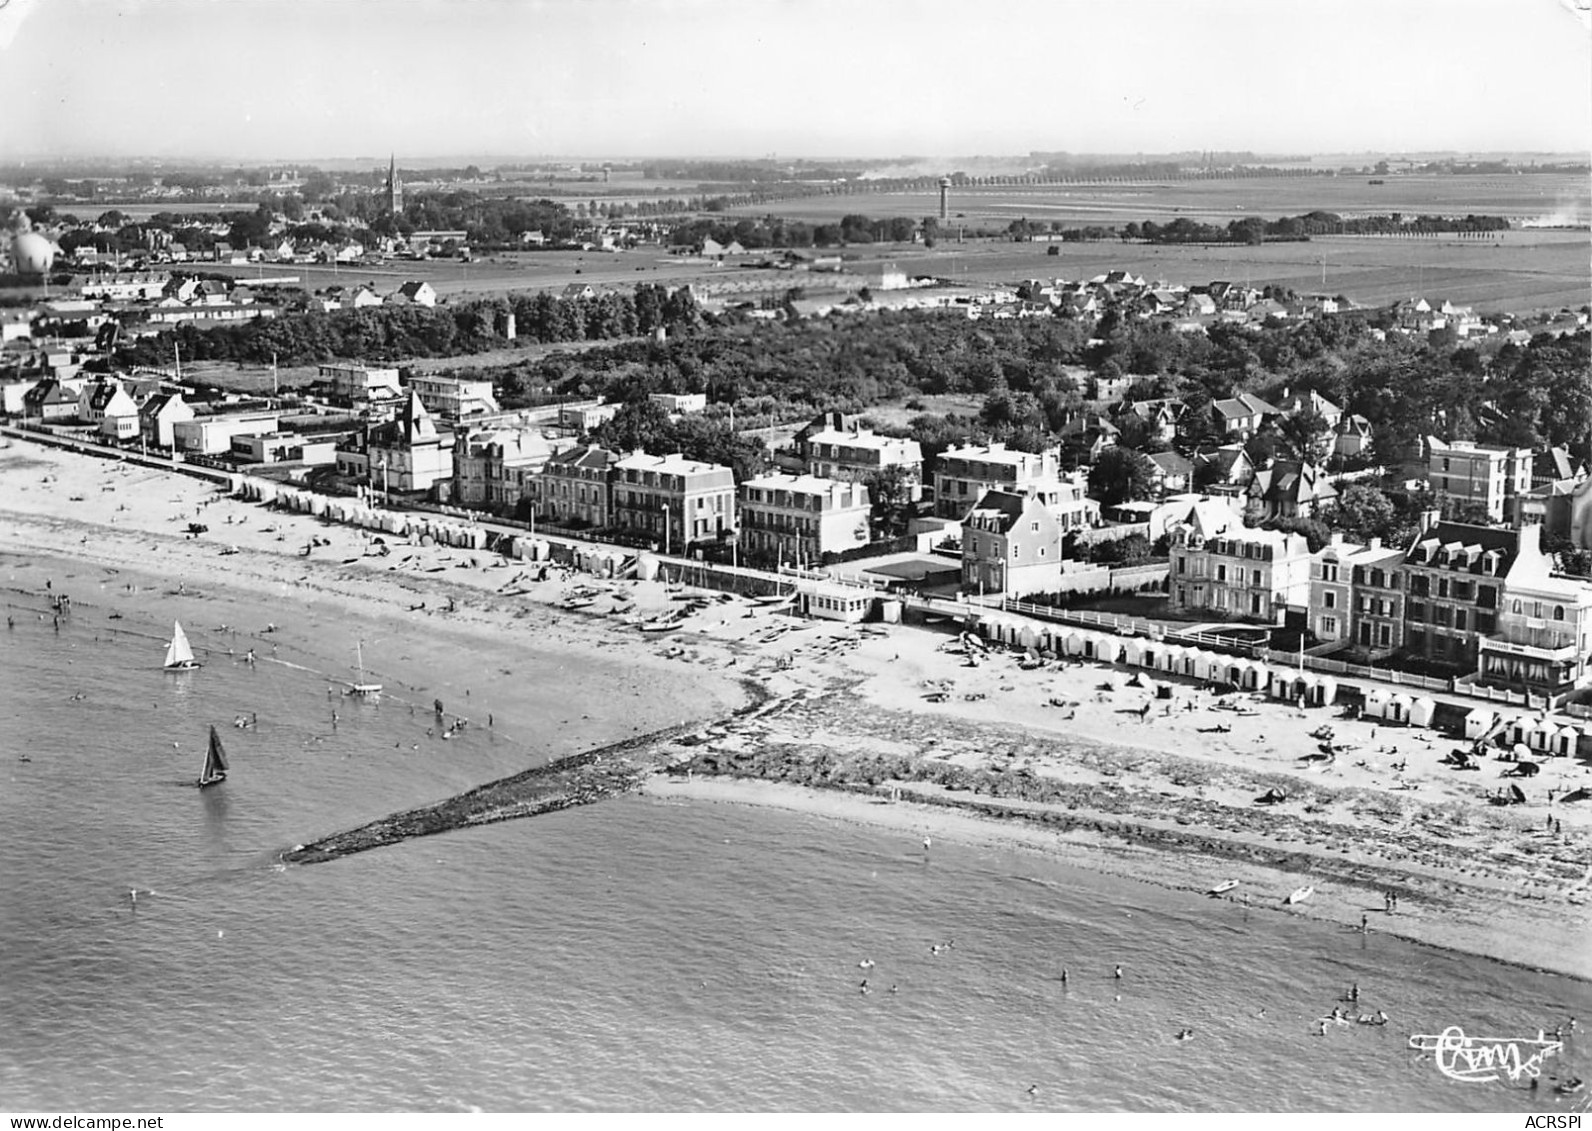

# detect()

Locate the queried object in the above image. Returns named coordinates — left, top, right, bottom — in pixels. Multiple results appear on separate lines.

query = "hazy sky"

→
left=2, top=0, right=1588, bottom=160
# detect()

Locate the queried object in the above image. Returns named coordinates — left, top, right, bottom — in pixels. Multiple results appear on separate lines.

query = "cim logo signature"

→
left=1408, top=1025, right=1563, bottom=1085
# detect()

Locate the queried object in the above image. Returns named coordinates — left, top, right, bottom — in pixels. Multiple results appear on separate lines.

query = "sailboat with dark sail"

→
left=197, top=725, right=228, bottom=789
left=163, top=620, right=201, bottom=670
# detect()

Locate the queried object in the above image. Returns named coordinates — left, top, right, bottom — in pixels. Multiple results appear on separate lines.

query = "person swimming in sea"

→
left=1114, top=965, right=1123, bottom=980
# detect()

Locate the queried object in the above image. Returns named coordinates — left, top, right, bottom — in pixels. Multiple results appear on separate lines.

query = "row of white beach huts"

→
left=972, top=613, right=1342, bottom=706
left=239, top=480, right=490, bottom=549
left=1461, top=708, right=1586, bottom=758
left=970, top=610, right=1589, bottom=754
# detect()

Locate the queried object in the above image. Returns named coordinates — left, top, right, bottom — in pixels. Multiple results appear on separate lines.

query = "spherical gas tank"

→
left=10, top=231, right=56, bottom=274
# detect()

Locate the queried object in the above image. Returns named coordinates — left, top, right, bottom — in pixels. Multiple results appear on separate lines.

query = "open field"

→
left=727, top=173, right=1591, bottom=227
left=839, top=230, right=1591, bottom=315
left=69, top=202, right=260, bottom=220
left=200, top=228, right=1588, bottom=318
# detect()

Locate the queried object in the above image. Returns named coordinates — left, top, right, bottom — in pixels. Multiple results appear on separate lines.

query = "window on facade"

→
left=1012, top=545, right=1021, bottom=559
left=1038, top=546, right=1047, bottom=558
left=1323, top=616, right=1337, bottom=634
left=1438, top=578, right=1449, bottom=599
left=1555, top=606, right=1566, bottom=621
left=1216, top=565, right=1227, bottom=582
left=1324, top=591, right=1336, bottom=609
left=1512, top=600, right=1522, bottom=614
left=1030, top=521, right=1040, bottom=533
left=1177, top=558, right=1186, bottom=575
left=1455, top=610, right=1467, bottom=631
left=1251, top=570, right=1261, bottom=586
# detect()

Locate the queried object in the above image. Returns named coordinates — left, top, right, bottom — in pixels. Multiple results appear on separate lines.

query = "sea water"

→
left=1, top=558, right=1588, bottom=1112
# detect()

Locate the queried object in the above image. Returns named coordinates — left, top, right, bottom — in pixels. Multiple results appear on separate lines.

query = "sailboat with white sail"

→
left=347, top=640, right=382, bottom=698
left=163, top=620, right=201, bottom=670
left=197, top=725, right=228, bottom=788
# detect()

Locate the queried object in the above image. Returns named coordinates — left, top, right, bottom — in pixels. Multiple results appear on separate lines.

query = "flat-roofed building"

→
left=230, top=431, right=337, bottom=465
left=319, top=363, right=402, bottom=404
left=611, top=451, right=735, bottom=552
left=407, top=373, right=499, bottom=421
left=1426, top=437, right=1531, bottom=523
left=933, top=442, right=1060, bottom=519
left=172, top=410, right=281, bottom=455
left=647, top=392, right=707, bottom=414
left=738, top=473, right=871, bottom=566
left=559, top=402, right=621, bottom=432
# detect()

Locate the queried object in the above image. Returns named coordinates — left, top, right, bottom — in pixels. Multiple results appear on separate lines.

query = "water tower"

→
left=938, top=177, right=951, bottom=222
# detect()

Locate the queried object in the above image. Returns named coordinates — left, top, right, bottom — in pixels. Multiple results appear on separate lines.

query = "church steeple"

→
left=385, top=155, right=403, bottom=217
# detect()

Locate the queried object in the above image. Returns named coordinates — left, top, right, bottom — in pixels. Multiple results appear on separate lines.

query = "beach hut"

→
left=1017, top=623, right=1040, bottom=651
left=1408, top=697, right=1436, bottom=728
left=635, top=552, right=659, bottom=581
left=1527, top=719, right=1557, bottom=752
left=1240, top=660, right=1267, bottom=692
left=1062, top=630, right=1084, bottom=657
left=1502, top=715, right=1529, bottom=746
left=1364, top=687, right=1390, bottom=721
left=1121, top=639, right=1145, bottom=667
left=1463, top=708, right=1497, bottom=741
left=1310, top=675, right=1339, bottom=708
left=1157, top=644, right=1184, bottom=674
left=1386, top=693, right=1412, bottom=724
left=1548, top=725, right=1581, bottom=758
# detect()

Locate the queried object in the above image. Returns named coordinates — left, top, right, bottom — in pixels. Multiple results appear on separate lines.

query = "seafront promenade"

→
left=3, top=431, right=1590, bottom=980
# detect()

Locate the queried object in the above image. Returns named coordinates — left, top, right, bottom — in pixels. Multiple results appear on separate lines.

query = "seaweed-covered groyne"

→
left=283, top=680, right=773, bottom=865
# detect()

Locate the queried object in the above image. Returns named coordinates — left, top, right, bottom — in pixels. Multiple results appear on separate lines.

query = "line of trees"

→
left=112, top=282, right=704, bottom=369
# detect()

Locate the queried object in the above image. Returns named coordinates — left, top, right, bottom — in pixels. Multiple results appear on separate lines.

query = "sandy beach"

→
left=3, top=435, right=1588, bottom=980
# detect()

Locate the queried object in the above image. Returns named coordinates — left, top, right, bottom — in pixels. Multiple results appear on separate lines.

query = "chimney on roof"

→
left=1419, top=508, right=1441, bottom=534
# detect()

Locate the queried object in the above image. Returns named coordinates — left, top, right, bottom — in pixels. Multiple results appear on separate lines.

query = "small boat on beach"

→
left=1208, top=880, right=1240, bottom=896
left=196, top=725, right=228, bottom=789
left=1285, top=885, right=1314, bottom=905
left=163, top=621, right=201, bottom=671
left=640, top=621, right=682, bottom=634
left=347, top=641, right=382, bottom=698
